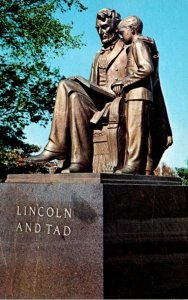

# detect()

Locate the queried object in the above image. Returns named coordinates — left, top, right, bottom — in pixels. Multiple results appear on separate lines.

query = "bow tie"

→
left=100, top=44, right=115, bottom=54
left=100, top=40, right=117, bottom=54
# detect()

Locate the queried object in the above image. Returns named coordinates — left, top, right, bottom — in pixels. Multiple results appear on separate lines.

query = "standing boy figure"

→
left=112, top=16, right=171, bottom=174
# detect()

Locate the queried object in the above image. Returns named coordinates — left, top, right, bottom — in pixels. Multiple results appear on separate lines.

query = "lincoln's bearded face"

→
left=96, top=9, right=120, bottom=46
left=96, top=18, right=117, bottom=46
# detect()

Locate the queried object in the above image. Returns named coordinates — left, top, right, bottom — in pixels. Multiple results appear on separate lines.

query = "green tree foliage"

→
left=176, top=161, right=188, bottom=185
left=0, top=0, right=87, bottom=180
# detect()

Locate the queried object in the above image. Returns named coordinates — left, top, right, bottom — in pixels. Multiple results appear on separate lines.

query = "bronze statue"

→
left=112, top=16, right=172, bottom=174
left=28, top=8, right=128, bottom=173
left=28, top=10, right=172, bottom=175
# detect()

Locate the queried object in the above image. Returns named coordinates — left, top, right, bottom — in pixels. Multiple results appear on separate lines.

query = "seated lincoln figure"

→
left=28, top=8, right=128, bottom=173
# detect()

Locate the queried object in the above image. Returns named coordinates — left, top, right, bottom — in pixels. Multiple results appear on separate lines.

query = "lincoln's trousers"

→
left=45, top=79, right=98, bottom=166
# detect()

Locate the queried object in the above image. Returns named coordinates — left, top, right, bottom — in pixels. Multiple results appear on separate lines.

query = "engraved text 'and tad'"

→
left=16, top=205, right=72, bottom=237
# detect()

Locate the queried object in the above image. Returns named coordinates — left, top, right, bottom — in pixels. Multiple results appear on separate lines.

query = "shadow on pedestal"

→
left=103, top=176, right=188, bottom=299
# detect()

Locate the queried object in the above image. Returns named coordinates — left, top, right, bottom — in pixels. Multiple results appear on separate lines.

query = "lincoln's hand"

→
left=111, top=81, right=124, bottom=96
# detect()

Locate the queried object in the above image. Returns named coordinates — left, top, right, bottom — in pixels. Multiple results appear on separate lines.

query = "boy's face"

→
left=96, top=17, right=116, bottom=46
left=118, top=26, right=133, bottom=44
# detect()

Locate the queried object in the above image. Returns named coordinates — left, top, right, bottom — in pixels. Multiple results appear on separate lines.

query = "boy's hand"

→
left=166, top=136, right=173, bottom=148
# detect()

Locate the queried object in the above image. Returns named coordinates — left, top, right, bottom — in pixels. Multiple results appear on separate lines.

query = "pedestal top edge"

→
left=4, top=173, right=182, bottom=185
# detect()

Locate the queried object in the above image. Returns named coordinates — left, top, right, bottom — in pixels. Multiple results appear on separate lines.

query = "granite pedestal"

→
left=1, top=173, right=188, bottom=299
left=0, top=176, right=103, bottom=299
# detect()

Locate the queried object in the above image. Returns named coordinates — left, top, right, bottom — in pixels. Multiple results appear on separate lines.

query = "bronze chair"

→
left=92, top=96, right=126, bottom=173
